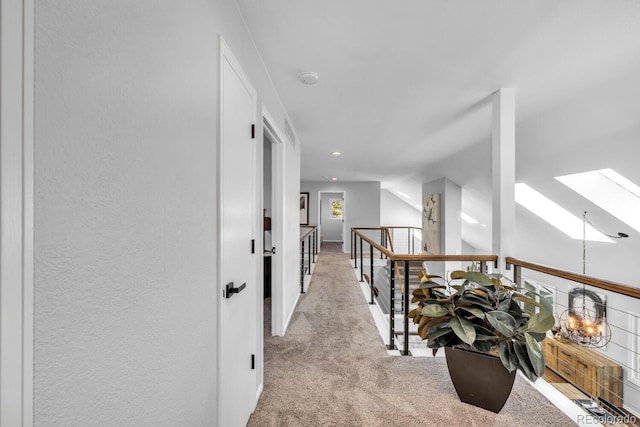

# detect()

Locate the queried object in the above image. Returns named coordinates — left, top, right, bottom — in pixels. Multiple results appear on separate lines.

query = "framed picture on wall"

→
left=300, top=192, right=309, bottom=225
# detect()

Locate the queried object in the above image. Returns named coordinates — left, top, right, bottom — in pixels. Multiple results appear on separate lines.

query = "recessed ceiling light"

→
left=299, top=71, right=319, bottom=85
left=331, top=177, right=337, bottom=181
left=397, top=191, right=411, bottom=199
left=515, top=183, right=612, bottom=242
left=331, top=151, right=342, bottom=156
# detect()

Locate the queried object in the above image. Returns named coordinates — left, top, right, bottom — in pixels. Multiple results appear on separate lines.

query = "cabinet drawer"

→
left=557, top=348, right=574, bottom=361
left=556, top=351, right=576, bottom=382
left=558, top=364, right=576, bottom=382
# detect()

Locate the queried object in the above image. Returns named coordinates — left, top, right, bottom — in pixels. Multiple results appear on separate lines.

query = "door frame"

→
left=217, top=36, right=260, bottom=425
left=0, top=0, right=35, bottom=425
left=261, top=107, right=286, bottom=339
left=317, top=191, right=346, bottom=246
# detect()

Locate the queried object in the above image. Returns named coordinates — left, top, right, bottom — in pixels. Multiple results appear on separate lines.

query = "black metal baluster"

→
left=308, top=234, right=312, bottom=272
left=402, top=260, right=411, bottom=356
left=514, top=265, right=522, bottom=288
left=387, top=260, right=397, bottom=350
left=312, top=228, right=317, bottom=263
left=351, top=230, right=355, bottom=260
left=360, top=236, right=364, bottom=282
left=369, top=243, right=375, bottom=305
left=300, top=240, right=305, bottom=294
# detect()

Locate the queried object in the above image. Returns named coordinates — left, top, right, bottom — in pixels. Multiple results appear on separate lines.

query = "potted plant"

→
left=408, top=270, right=555, bottom=413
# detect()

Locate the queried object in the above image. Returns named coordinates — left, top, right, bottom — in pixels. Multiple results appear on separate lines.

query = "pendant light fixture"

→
left=558, top=211, right=618, bottom=348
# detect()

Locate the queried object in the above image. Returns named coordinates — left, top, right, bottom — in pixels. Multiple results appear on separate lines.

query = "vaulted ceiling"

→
left=237, top=0, right=640, bottom=269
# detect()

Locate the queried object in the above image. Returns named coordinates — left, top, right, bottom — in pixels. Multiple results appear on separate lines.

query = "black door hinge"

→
left=251, top=124, right=256, bottom=139
left=251, top=354, right=255, bottom=370
left=251, top=239, right=255, bottom=254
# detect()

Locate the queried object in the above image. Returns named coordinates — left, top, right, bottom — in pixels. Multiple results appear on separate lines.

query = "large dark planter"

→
left=445, top=346, right=517, bottom=413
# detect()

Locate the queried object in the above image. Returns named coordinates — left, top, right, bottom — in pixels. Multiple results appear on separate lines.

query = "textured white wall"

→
left=34, top=0, right=296, bottom=425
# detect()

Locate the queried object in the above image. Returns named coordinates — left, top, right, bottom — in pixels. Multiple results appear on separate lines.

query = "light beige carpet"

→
left=248, top=251, right=575, bottom=427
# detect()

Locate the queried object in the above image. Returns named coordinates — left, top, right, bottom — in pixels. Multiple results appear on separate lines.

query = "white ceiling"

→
left=237, top=0, right=640, bottom=253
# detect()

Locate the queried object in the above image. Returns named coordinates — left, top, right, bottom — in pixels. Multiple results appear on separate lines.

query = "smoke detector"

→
left=299, top=71, right=319, bottom=85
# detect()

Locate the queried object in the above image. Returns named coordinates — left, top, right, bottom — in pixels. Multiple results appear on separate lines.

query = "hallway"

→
left=248, top=249, right=574, bottom=426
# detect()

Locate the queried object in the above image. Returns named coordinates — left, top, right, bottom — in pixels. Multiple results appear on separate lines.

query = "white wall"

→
left=320, top=192, right=343, bottom=241
left=380, top=189, right=421, bottom=227
left=34, top=0, right=298, bottom=425
left=301, top=181, right=381, bottom=252
left=280, top=133, right=302, bottom=334
left=461, top=240, right=477, bottom=255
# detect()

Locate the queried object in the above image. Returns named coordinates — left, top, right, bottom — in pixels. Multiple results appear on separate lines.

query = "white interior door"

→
left=219, top=38, right=258, bottom=427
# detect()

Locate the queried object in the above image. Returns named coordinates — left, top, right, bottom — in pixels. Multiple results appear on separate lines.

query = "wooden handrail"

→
left=353, top=229, right=395, bottom=258
left=300, top=225, right=317, bottom=241
left=506, top=257, right=640, bottom=299
left=383, top=226, right=422, bottom=230
left=352, top=227, right=498, bottom=264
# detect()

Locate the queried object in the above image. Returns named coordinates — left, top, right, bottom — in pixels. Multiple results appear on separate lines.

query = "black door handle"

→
left=225, top=282, right=246, bottom=299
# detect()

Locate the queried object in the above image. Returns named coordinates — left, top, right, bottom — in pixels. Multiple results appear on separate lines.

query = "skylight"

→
left=515, top=183, right=612, bottom=243
left=461, top=213, right=478, bottom=224
left=556, top=168, right=640, bottom=233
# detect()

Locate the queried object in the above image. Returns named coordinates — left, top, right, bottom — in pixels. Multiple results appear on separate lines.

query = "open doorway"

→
left=318, top=191, right=346, bottom=252
left=262, top=130, right=274, bottom=335
left=261, top=108, right=286, bottom=338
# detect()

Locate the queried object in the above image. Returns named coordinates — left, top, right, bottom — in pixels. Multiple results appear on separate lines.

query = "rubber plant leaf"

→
left=514, top=341, right=537, bottom=382
left=449, top=316, right=476, bottom=345
left=458, top=294, right=494, bottom=310
left=463, top=271, right=495, bottom=285
left=499, top=341, right=518, bottom=372
left=426, top=323, right=453, bottom=340
left=473, top=325, right=498, bottom=341
left=525, top=332, right=546, bottom=378
left=526, top=311, right=556, bottom=333
left=457, top=306, right=485, bottom=320
left=450, top=270, right=466, bottom=280
left=421, top=303, right=449, bottom=317
left=486, top=311, right=517, bottom=337
left=512, top=293, right=544, bottom=309
left=474, top=341, right=492, bottom=353
left=527, top=331, right=547, bottom=342
left=418, top=282, right=446, bottom=290
left=497, top=298, right=523, bottom=326
left=469, top=288, right=489, bottom=299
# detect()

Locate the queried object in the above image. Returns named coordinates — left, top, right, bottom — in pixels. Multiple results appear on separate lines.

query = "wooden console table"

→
left=544, top=338, right=623, bottom=408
